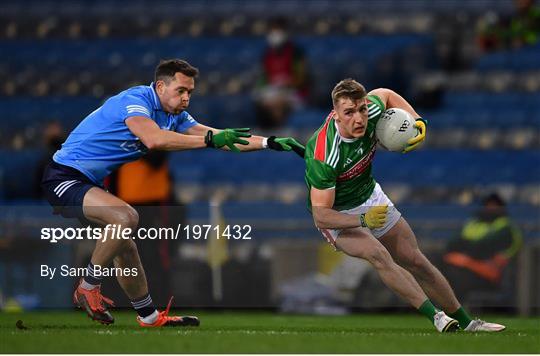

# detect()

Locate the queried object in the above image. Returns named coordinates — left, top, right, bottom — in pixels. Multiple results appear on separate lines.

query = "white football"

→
left=375, top=108, right=418, bottom=152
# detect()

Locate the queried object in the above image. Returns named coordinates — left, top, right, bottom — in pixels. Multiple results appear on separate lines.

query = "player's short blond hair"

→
left=331, top=78, right=367, bottom=106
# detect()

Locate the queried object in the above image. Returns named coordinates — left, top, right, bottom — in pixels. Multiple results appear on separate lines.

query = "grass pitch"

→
left=1, top=310, right=539, bottom=353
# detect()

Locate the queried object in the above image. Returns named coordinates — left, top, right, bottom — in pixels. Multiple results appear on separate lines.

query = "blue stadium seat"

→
left=0, top=97, right=102, bottom=132
left=0, top=149, right=43, bottom=200
left=431, top=92, right=540, bottom=128
left=169, top=150, right=305, bottom=185
left=477, top=44, right=540, bottom=72
left=188, top=94, right=254, bottom=128
left=168, top=149, right=540, bottom=187
left=374, top=150, right=540, bottom=186
left=3, top=0, right=515, bottom=17
left=0, top=148, right=538, bottom=201
left=289, top=109, right=328, bottom=129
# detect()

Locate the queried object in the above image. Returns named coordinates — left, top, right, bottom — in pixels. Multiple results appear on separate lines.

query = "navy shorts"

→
left=41, top=161, right=99, bottom=219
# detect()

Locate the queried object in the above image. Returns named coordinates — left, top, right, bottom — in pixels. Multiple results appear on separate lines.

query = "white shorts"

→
left=319, top=183, right=401, bottom=248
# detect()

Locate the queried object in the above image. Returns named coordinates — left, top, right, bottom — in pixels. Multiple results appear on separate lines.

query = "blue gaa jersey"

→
left=53, top=83, right=198, bottom=184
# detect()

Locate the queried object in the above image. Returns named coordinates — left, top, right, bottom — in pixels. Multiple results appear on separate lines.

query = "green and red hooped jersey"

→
left=304, top=94, right=385, bottom=211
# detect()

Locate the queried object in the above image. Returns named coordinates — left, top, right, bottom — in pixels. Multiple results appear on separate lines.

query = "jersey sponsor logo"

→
left=120, top=140, right=148, bottom=153
left=314, top=111, right=335, bottom=162
left=336, top=143, right=376, bottom=182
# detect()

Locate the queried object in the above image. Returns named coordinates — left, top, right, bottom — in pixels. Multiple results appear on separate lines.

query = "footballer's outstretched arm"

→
left=126, top=116, right=206, bottom=150
left=369, top=88, right=420, bottom=119
left=185, top=123, right=306, bottom=156
left=185, top=123, right=264, bottom=151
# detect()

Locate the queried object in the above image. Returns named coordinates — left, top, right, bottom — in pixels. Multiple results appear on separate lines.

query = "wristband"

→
left=262, top=137, right=269, bottom=149
left=415, top=117, right=428, bottom=126
left=205, top=130, right=215, bottom=148
left=359, top=213, right=367, bottom=228
left=266, top=136, right=281, bottom=151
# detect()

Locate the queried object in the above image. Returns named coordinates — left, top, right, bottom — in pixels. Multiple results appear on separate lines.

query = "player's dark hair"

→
left=154, top=59, right=199, bottom=83
left=331, top=78, right=367, bottom=106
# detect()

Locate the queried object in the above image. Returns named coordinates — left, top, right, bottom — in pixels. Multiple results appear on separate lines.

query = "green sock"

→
left=449, top=307, right=473, bottom=328
left=418, top=299, right=437, bottom=322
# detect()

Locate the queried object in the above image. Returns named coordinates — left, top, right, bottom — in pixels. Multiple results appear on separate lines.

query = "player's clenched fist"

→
left=359, top=204, right=388, bottom=229
left=205, top=128, right=252, bottom=152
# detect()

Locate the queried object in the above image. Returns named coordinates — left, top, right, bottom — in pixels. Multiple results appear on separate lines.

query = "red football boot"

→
left=137, top=297, right=199, bottom=327
left=73, top=279, right=115, bottom=325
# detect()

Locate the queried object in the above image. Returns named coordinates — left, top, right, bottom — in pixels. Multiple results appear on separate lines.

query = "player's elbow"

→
left=313, top=218, right=330, bottom=230
left=312, top=208, right=330, bottom=229
left=144, top=140, right=160, bottom=150
left=370, top=87, right=396, bottom=102
left=375, top=87, right=394, bottom=95
left=141, top=135, right=164, bottom=150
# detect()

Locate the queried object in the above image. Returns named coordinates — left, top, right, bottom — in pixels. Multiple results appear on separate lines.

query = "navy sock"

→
left=131, top=293, right=157, bottom=318
left=83, top=262, right=102, bottom=286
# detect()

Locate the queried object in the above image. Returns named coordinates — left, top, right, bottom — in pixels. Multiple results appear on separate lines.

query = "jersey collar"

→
left=334, top=120, right=360, bottom=143
left=150, top=82, right=164, bottom=111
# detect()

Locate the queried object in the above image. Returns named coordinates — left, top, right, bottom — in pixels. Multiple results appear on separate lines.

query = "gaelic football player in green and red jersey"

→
left=304, top=78, right=505, bottom=332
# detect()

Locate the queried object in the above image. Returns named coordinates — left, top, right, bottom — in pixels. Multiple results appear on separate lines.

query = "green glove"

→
left=267, top=136, right=305, bottom=158
left=205, top=128, right=251, bottom=152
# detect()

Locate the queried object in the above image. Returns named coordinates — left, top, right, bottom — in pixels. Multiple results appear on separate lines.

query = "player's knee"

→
left=401, top=249, right=429, bottom=273
left=116, top=206, right=139, bottom=231
left=365, top=246, right=394, bottom=270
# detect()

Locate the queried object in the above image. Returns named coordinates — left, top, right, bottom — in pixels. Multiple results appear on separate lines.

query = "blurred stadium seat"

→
left=0, top=0, right=539, bottom=315
left=0, top=0, right=537, bottom=205
left=477, top=44, right=540, bottom=72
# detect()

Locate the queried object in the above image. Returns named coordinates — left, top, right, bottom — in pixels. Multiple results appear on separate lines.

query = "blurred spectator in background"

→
left=254, top=17, right=310, bottom=129
left=477, top=0, right=540, bottom=51
left=113, top=151, right=172, bottom=208
left=34, top=120, right=65, bottom=198
left=443, top=193, right=523, bottom=302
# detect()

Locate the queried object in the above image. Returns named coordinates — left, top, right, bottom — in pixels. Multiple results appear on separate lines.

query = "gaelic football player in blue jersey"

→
left=42, top=59, right=304, bottom=327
